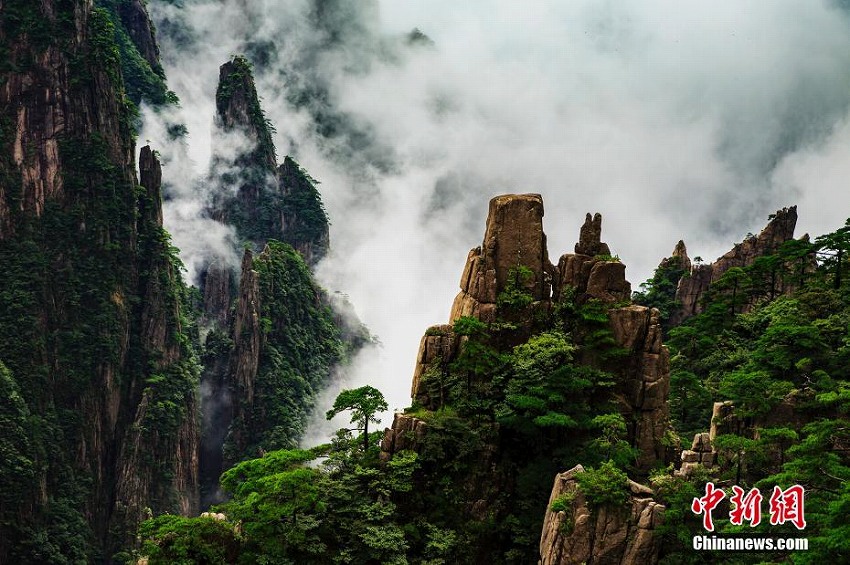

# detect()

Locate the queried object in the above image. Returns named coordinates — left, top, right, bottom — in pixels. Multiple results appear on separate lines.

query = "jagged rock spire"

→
left=670, top=206, right=799, bottom=325
left=575, top=212, right=611, bottom=256
left=215, top=56, right=277, bottom=171
left=450, top=193, right=554, bottom=323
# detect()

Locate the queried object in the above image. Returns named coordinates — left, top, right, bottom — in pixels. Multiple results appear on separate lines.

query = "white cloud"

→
left=144, top=0, right=850, bottom=443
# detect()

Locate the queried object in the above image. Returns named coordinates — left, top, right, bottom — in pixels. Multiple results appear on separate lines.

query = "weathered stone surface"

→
left=661, top=240, right=692, bottom=273
left=555, top=213, right=630, bottom=304
left=380, top=413, right=428, bottom=462
left=676, top=430, right=719, bottom=478
left=709, top=401, right=741, bottom=441
left=608, top=306, right=671, bottom=469
left=575, top=213, right=611, bottom=257
left=215, top=59, right=277, bottom=171
left=224, top=249, right=262, bottom=464
left=410, top=325, right=461, bottom=408
left=0, top=1, right=195, bottom=559
left=539, top=465, right=664, bottom=565
left=119, top=0, right=162, bottom=71
left=671, top=207, right=799, bottom=325
left=587, top=261, right=631, bottom=303
left=450, top=194, right=555, bottom=323
left=202, top=262, right=234, bottom=327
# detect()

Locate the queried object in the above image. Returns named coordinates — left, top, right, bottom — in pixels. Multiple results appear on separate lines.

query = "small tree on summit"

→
left=326, top=385, right=388, bottom=452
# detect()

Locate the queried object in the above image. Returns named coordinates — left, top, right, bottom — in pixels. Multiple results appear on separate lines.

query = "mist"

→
left=143, top=0, right=850, bottom=444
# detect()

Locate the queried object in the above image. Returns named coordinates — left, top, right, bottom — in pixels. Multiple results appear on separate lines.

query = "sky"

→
left=143, top=0, right=850, bottom=443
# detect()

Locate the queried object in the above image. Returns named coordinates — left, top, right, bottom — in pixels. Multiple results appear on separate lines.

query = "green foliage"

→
left=589, top=413, right=638, bottom=467
left=225, top=242, right=345, bottom=460
left=632, top=255, right=687, bottom=327
left=140, top=434, right=426, bottom=564
left=497, top=266, right=535, bottom=312
left=95, top=0, right=175, bottom=107
left=0, top=362, right=34, bottom=508
left=650, top=466, right=711, bottom=564
left=575, top=462, right=629, bottom=509
left=326, top=385, right=388, bottom=452
left=549, top=491, right=577, bottom=513
left=657, top=220, right=850, bottom=563
left=278, top=157, right=330, bottom=258
left=139, top=515, right=242, bottom=565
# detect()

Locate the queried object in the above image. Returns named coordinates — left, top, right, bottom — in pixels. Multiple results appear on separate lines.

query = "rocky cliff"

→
left=670, top=206, right=799, bottom=325
left=196, top=57, right=348, bottom=501
left=207, top=56, right=330, bottom=262
left=0, top=2, right=198, bottom=559
left=450, top=193, right=555, bottom=324
left=382, top=194, right=672, bottom=563
left=539, top=465, right=664, bottom=565
left=404, top=197, right=670, bottom=469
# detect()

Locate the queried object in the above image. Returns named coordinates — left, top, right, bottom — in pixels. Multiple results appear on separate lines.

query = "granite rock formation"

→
left=670, top=207, right=799, bottom=325
left=554, top=213, right=631, bottom=304
left=0, top=1, right=199, bottom=555
left=402, top=196, right=670, bottom=468
left=608, top=306, right=671, bottom=469
left=450, top=193, right=555, bottom=324
left=539, top=465, right=665, bottom=565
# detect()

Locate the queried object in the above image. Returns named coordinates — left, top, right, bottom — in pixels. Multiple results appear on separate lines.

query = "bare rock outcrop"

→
left=380, top=413, right=428, bottom=462
left=539, top=465, right=664, bottom=565
left=223, top=249, right=262, bottom=465
left=575, top=212, right=611, bottom=256
left=410, top=325, right=460, bottom=408
left=670, top=207, right=798, bottom=325
left=661, top=240, right=691, bottom=273
left=555, top=213, right=631, bottom=304
left=676, top=432, right=717, bottom=478
left=609, top=306, right=671, bottom=470
left=202, top=262, right=234, bottom=327
left=450, top=194, right=555, bottom=324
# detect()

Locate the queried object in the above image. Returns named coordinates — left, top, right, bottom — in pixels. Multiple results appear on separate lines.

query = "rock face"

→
left=410, top=325, right=460, bottom=408
left=670, top=207, right=798, bottom=325
left=0, top=1, right=200, bottom=552
left=661, top=240, right=691, bottom=273
left=196, top=60, right=352, bottom=500
left=384, top=196, right=673, bottom=562
left=215, top=57, right=278, bottom=171
left=677, top=432, right=717, bottom=478
left=539, top=465, right=665, bottom=565
left=380, top=413, right=429, bottom=462
left=205, top=58, right=330, bottom=263
left=406, top=198, right=670, bottom=467
left=223, top=249, right=262, bottom=464
left=119, top=0, right=163, bottom=71
left=609, top=306, right=671, bottom=470
left=203, top=262, right=235, bottom=327
left=450, top=194, right=555, bottom=324
left=575, top=212, right=611, bottom=257
left=554, top=213, right=631, bottom=304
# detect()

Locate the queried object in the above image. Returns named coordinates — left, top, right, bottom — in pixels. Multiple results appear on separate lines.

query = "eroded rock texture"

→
left=554, top=213, right=631, bottom=304
left=380, top=413, right=428, bottom=463
left=609, top=306, right=671, bottom=470
left=539, top=465, right=664, bottom=565
left=0, top=1, right=199, bottom=551
left=450, top=193, right=556, bottom=324
left=670, top=207, right=799, bottom=325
